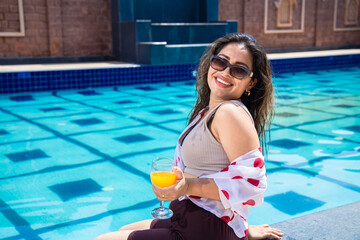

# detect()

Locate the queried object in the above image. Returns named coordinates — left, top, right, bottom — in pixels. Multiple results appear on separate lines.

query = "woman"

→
left=95, top=33, right=283, bottom=240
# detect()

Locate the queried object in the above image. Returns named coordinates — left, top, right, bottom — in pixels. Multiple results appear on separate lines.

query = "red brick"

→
left=0, top=6, right=9, bottom=13
left=0, top=20, right=8, bottom=28
left=4, top=52, right=19, bottom=57
left=9, top=5, right=18, bottom=13
left=8, top=20, right=20, bottom=30
left=23, top=5, right=35, bottom=12
left=31, top=0, right=46, bottom=6
left=4, top=13, right=19, bottom=20
left=35, top=6, right=47, bottom=14
left=15, top=41, right=31, bottom=52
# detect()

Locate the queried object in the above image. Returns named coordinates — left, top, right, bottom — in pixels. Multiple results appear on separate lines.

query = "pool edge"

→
left=270, top=201, right=360, bottom=239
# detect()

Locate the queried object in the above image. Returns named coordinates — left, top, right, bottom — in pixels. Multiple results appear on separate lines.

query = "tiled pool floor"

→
left=1, top=67, right=360, bottom=239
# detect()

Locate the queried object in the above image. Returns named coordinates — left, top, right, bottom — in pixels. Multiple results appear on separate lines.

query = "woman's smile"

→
left=214, top=75, right=233, bottom=88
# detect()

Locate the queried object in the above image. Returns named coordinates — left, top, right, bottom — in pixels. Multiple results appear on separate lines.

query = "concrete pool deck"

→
left=269, top=201, right=360, bottom=240
left=0, top=49, right=359, bottom=73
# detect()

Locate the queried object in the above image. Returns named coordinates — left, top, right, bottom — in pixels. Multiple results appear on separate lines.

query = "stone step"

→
left=150, top=21, right=236, bottom=44
left=137, top=42, right=210, bottom=65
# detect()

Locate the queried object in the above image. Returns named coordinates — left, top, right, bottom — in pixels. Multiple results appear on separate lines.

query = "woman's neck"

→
left=208, top=98, right=241, bottom=112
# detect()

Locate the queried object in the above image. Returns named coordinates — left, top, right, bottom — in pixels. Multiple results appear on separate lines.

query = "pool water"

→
left=1, top=67, right=360, bottom=239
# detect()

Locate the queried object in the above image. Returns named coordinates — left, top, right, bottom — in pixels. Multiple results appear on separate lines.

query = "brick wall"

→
left=315, top=0, right=360, bottom=47
left=219, top=0, right=244, bottom=32
left=61, top=0, right=112, bottom=57
left=0, top=0, right=359, bottom=61
left=0, top=0, right=50, bottom=57
left=219, top=0, right=360, bottom=50
left=0, top=0, right=112, bottom=58
left=0, top=0, right=21, bottom=32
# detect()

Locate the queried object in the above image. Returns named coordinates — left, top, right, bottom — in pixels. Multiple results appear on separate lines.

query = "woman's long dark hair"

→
left=188, top=33, right=274, bottom=154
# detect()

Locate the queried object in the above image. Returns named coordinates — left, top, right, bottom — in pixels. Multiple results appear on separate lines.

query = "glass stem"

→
left=159, top=201, right=165, bottom=210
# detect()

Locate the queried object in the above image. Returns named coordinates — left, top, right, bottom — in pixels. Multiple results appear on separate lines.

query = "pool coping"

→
left=1, top=49, right=359, bottom=94
left=267, top=49, right=360, bottom=60
left=0, top=49, right=359, bottom=73
left=269, top=201, right=360, bottom=240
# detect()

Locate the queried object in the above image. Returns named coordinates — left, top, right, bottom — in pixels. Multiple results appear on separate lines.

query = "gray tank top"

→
left=180, top=100, right=253, bottom=176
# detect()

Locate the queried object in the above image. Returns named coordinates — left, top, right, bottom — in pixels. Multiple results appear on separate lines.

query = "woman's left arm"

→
left=153, top=103, right=260, bottom=201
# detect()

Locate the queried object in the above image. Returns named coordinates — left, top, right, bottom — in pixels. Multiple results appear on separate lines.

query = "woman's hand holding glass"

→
left=150, top=157, right=187, bottom=219
left=152, top=167, right=187, bottom=201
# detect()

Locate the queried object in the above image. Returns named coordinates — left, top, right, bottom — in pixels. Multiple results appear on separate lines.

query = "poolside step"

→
left=132, top=20, right=237, bottom=65
left=137, top=42, right=210, bottom=65
left=151, top=22, right=236, bottom=44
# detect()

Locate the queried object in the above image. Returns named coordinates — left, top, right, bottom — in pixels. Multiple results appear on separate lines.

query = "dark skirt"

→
left=128, top=199, right=247, bottom=240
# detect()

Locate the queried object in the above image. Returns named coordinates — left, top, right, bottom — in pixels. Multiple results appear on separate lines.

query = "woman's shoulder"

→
left=212, top=101, right=260, bottom=159
left=215, top=100, right=253, bottom=125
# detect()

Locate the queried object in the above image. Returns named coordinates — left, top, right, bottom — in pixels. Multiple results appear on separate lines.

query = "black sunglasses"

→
left=210, top=55, right=253, bottom=80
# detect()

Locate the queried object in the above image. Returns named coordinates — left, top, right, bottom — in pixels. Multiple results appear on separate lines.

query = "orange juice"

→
left=151, top=171, right=176, bottom=188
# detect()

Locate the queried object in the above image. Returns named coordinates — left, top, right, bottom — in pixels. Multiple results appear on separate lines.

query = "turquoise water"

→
left=1, top=67, right=360, bottom=239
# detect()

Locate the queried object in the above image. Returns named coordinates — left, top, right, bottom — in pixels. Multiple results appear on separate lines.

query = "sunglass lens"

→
left=231, top=67, right=248, bottom=79
left=211, top=57, right=226, bottom=70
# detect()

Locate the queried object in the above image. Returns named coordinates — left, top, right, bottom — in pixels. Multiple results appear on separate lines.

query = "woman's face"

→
left=207, top=42, right=257, bottom=103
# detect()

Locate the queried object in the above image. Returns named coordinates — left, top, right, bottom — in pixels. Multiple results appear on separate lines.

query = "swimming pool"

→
left=0, top=66, right=360, bottom=239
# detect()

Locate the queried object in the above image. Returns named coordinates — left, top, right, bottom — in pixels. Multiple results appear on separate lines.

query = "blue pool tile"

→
left=277, top=95, right=296, bottom=100
left=265, top=191, right=325, bottom=215
left=333, top=104, right=355, bottom=108
left=0, top=199, right=39, bottom=239
left=345, top=125, right=360, bottom=133
left=71, top=118, right=104, bottom=126
left=275, top=112, right=299, bottom=117
left=5, top=149, right=50, bottom=162
left=114, top=133, right=154, bottom=143
left=270, top=139, right=311, bottom=149
left=114, top=100, right=137, bottom=104
left=185, top=81, right=195, bottom=86
left=9, top=95, right=34, bottom=102
left=339, top=68, right=355, bottom=72
left=174, top=94, right=193, bottom=98
left=323, top=90, right=343, bottom=94
left=150, top=109, right=181, bottom=115
left=78, top=90, right=102, bottom=96
left=39, top=107, right=66, bottom=112
left=0, top=129, right=9, bottom=135
left=48, top=178, right=103, bottom=201
left=17, top=72, right=31, bottom=78
left=306, top=71, right=320, bottom=75
left=276, top=84, right=292, bottom=88
left=136, top=86, right=157, bottom=91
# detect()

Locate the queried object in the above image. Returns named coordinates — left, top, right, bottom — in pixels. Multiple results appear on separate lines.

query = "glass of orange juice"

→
left=150, top=157, right=176, bottom=219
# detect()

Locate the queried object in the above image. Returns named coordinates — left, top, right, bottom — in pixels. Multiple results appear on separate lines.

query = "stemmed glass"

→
left=150, top=157, right=176, bottom=219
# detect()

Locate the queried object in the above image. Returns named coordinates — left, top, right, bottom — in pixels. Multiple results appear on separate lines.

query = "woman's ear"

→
left=248, top=78, right=258, bottom=90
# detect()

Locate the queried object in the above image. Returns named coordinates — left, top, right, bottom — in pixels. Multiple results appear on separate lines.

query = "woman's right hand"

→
left=152, top=167, right=189, bottom=201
